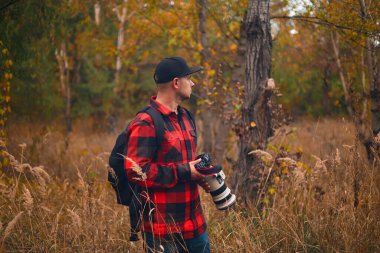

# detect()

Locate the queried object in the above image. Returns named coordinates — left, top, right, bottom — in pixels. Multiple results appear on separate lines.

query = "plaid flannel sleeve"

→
left=124, top=117, right=191, bottom=188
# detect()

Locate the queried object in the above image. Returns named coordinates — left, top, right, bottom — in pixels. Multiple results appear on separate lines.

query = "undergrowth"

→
left=1, top=118, right=379, bottom=252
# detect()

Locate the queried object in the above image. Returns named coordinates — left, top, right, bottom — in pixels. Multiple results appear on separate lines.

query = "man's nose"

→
left=190, top=80, right=195, bottom=87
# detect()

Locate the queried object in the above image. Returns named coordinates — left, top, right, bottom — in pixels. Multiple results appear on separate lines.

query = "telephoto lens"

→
left=195, top=153, right=236, bottom=210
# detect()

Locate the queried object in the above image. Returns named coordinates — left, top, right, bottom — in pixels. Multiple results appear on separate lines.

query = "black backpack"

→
left=108, top=106, right=165, bottom=206
left=108, top=105, right=196, bottom=241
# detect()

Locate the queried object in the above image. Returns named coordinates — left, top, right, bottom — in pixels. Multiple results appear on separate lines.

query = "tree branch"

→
left=271, top=15, right=378, bottom=36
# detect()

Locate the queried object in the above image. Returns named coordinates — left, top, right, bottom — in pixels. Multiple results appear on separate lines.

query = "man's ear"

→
left=172, top=78, right=179, bottom=89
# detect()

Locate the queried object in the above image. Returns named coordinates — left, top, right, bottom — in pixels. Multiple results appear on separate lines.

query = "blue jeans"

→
left=143, top=231, right=210, bottom=253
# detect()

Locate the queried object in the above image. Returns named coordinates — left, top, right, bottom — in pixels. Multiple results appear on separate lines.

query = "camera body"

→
left=195, top=154, right=236, bottom=210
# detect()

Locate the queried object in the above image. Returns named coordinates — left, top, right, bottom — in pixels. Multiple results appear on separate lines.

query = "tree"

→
left=197, top=0, right=214, bottom=155
left=232, top=0, right=274, bottom=205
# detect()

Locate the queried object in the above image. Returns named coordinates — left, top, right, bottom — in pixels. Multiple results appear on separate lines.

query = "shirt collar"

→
left=150, top=96, right=185, bottom=116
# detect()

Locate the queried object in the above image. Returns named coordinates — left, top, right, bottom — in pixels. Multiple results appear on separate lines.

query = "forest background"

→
left=0, top=0, right=379, bottom=252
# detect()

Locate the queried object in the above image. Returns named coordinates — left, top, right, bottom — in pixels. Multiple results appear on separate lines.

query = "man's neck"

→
left=156, top=93, right=179, bottom=114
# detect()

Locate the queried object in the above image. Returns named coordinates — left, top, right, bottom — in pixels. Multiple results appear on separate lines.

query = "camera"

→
left=195, top=153, right=236, bottom=210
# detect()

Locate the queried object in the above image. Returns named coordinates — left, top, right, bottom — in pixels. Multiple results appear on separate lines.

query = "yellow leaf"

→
left=250, top=121, right=256, bottom=128
left=268, top=186, right=275, bottom=195
left=4, top=73, right=12, bottom=80
left=5, top=59, right=13, bottom=67
left=261, top=198, right=269, bottom=205
left=229, top=43, right=237, bottom=51
left=81, top=149, right=89, bottom=156
left=274, top=176, right=280, bottom=184
left=207, top=69, right=216, bottom=77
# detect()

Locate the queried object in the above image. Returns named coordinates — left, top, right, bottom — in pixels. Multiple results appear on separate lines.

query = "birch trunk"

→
left=330, top=32, right=355, bottom=117
left=114, top=0, right=127, bottom=94
left=108, top=0, right=128, bottom=131
left=94, top=1, right=102, bottom=68
left=55, top=42, right=72, bottom=149
left=94, top=1, right=100, bottom=26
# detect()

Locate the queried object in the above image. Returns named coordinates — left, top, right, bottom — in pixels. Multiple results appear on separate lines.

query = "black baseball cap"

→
left=153, top=57, right=203, bottom=84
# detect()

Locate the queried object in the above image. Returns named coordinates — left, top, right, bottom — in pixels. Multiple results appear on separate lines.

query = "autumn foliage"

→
left=1, top=0, right=380, bottom=252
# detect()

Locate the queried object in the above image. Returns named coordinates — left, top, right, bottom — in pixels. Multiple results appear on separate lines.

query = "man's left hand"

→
left=197, top=178, right=210, bottom=193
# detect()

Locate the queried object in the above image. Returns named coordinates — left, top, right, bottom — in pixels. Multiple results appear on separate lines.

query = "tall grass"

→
left=1, top=118, right=379, bottom=252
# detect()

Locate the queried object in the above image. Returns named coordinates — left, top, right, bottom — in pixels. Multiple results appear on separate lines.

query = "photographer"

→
left=124, top=57, right=211, bottom=253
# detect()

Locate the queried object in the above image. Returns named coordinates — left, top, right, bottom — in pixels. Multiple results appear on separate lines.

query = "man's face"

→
left=175, top=75, right=194, bottom=100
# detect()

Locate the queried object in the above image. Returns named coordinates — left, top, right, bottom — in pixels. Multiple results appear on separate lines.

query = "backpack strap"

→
left=137, top=106, right=166, bottom=162
left=183, top=108, right=197, bottom=134
left=181, top=107, right=197, bottom=147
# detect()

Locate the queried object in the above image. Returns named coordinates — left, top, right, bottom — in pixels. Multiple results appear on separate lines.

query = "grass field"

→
left=1, top=117, right=379, bottom=252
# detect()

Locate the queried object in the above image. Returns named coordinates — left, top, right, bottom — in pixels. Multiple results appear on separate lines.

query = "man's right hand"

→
left=189, top=158, right=204, bottom=181
left=189, top=158, right=211, bottom=192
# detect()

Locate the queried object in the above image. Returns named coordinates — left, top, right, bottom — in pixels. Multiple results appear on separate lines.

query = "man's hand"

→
left=189, top=158, right=203, bottom=181
left=189, top=158, right=211, bottom=193
left=197, top=178, right=211, bottom=193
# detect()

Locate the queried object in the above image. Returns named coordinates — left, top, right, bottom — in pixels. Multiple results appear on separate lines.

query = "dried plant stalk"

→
left=125, top=157, right=147, bottom=180
left=248, top=149, right=274, bottom=163
left=22, top=185, right=34, bottom=213
left=2, top=211, right=23, bottom=243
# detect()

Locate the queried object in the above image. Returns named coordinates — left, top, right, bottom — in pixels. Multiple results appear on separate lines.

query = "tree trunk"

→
left=330, top=32, right=355, bottom=117
left=55, top=42, right=72, bottom=149
left=197, top=0, right=213, bottom=154
left=94, top=1, right=100, bottom=26
left=232, top=0, right=273, bottom=206
left=65, top=69, right=72, bottom=149
left=322, top=61, right=332, bottom=115
left=359, top=0, right=380, bottom=160
left=94, top=1, right=102, bottom=68
left=368, top=40, right=380, bottom=159
left=360, top=47, right=368, bottom=121
left=114, top=1, right=127, bottom=94
left=109, top=0, right=128, bottom=132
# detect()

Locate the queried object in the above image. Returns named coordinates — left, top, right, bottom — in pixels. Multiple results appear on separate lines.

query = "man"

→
left=124, top=57, right=211, bottom=253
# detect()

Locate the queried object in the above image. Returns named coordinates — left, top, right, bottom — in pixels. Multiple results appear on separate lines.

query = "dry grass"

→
left=1, top=117, right=379, bottom=252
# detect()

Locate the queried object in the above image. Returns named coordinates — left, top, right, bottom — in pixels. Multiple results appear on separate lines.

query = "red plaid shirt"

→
left=124, top=96, right=206, bottom=240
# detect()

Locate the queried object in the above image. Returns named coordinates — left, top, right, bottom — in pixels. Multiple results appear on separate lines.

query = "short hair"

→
left=156, top=81, right=172, bottom=91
